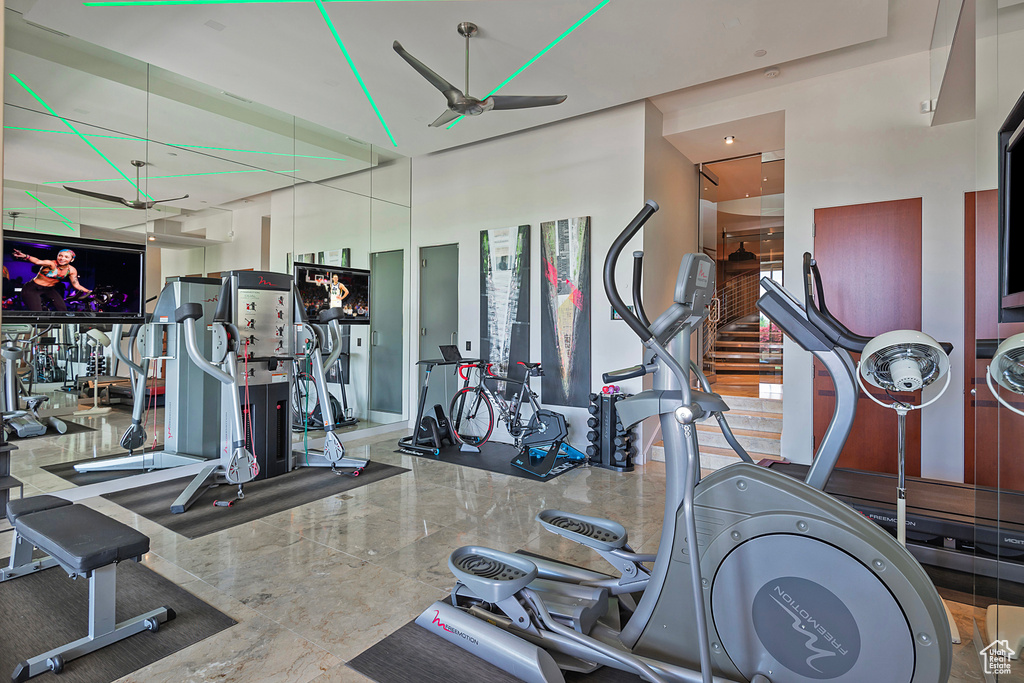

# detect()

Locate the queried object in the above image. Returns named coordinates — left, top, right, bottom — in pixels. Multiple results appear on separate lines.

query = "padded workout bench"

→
left=1, top=495, right=175, bottom=681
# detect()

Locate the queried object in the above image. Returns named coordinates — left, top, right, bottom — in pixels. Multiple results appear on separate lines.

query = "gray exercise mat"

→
left=0, top=559, right=236, bottom=683
left=396, top=440, right=584, bottom=481
left=101, top=461, right=409, bottom=539
left=347, top=620, right=642, bottom=683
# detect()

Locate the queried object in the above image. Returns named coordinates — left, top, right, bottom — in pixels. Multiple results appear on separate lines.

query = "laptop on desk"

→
left=438, top=345, right=463, bottom=363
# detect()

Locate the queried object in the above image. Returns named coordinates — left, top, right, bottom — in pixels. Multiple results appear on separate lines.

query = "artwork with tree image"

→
left=540, top=217, right=590, bottom=407
left=480, top=225, right=530, bottom=399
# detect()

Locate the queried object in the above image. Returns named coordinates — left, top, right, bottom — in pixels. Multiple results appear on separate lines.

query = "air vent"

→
left=24, top=20, right=69, bottom=38
left=220, top=91, right=253, bottom=104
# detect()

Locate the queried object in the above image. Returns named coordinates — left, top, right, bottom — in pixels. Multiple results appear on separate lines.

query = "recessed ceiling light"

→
left=754, top=49, right=767, bottom=58
left=168, top=152, right=178, bottom=157
left=148, top=235, right=156, bottom=241
left=763, top=177, right=768, bottom=181
left=764, top=67, right=781, bottom=79
left=204, top=19, right=226, bottom=32
left=745, top=194, right=749, bottom=198
left=724, top=136, right=735, bottom=144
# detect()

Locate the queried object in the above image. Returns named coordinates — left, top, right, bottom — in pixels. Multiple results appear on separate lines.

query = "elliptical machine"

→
left=418, top=201, right=951, bottom=683
left=291, top=290, right=368, bottom=473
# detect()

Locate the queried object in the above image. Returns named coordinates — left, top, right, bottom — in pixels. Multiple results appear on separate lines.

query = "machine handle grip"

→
left=318, top=307, right=344, bottom=324
left=174, top=303, right=203, bottom=323
left=631, top=251, right=652, bottom=328
left=604, top=201, right=659, bottom=343
left=602, top=365, right=647, bottom=383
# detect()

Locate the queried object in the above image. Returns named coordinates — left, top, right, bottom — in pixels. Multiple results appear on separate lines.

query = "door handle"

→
left=451, top=331, right=457, bottom=345
left=372, top=331, right=380, bottom=347
left=421, top=328, right=427, bottom=337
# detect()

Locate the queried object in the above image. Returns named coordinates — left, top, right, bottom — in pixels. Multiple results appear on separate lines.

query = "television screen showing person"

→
left=10, top=247, right=91, bottom=311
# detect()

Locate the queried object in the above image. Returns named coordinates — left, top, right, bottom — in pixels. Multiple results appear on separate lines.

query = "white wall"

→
left=659, top=51, right=976, bottom=481
left=642, top=101, right=701, bottom=321
left=412, top=103, right=655, bottom=446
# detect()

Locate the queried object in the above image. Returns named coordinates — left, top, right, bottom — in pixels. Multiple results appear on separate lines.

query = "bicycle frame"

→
left=460, top=363, right=543, bottom=441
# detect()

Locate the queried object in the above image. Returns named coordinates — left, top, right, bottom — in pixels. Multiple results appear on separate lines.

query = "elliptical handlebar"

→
left=604, top=201, right=659, bottom=342
left=631, top=251, right=652, bottom=329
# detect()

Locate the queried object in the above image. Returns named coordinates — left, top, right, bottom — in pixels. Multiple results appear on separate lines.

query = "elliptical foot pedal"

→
left=537, top=510, right=627, bottom=551
left=448, top=546, right=538, bottom=603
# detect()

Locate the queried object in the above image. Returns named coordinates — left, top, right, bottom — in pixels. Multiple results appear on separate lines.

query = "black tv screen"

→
left=2, top=231, right=145, bottom=324
left=293, top=262, right=370, bottom=324
left=1000, top=89, right=1024, bottom=320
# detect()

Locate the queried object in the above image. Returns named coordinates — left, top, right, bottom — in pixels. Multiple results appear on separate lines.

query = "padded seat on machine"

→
left=14, top=505, right=150, bottom=574
left=6, top=494, right=70, bottom=525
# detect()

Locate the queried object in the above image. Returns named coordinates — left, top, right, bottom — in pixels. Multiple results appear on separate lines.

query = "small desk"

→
left=398, top=358, right=481, bottom=456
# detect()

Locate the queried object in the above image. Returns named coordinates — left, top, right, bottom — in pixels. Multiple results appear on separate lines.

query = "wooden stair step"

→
left=715, top=340, right=783, bottom=350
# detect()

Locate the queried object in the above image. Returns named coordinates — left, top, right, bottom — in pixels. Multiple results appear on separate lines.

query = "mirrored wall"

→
left=2, top=7, right=411, bottom=492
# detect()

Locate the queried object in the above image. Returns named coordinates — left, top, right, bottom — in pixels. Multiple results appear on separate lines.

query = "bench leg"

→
left=0, top=533, right=59, bottom=582
left=10, top=564, right=176, bottom=682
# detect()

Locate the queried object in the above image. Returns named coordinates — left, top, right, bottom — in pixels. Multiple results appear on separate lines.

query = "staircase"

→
left=709, top=314, right=782, bottom=390
left=650, top=394, right=782, bottom=468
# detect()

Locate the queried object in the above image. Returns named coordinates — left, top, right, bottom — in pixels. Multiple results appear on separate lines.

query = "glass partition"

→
left=2, top=8, right=411, bottom=495
left=969, top=0, right=1024, bottom=676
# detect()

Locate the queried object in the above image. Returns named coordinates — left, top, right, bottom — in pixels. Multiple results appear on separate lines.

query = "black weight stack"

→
left=586, top=392, right=635, bottom=472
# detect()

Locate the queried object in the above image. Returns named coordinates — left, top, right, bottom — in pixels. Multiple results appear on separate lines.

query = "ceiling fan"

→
left=394, top=22, right=567, bottom=128
left=63, top=160, right=189, bottom=210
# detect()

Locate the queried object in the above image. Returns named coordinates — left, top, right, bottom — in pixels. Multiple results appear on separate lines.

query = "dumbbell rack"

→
left=585, top=392, right=635, bottom=472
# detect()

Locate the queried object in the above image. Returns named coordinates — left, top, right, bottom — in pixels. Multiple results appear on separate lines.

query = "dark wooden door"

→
left=813, top=199, right=922, bottom=475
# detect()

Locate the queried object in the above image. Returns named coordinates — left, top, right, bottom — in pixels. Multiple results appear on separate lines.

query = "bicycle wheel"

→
left=449, top=387, right=495, bottom=446
left=292, top=372, right=320, bottom=429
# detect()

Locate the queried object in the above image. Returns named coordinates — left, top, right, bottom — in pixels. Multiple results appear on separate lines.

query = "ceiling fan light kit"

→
left=394, top=22, right=567, bottom=128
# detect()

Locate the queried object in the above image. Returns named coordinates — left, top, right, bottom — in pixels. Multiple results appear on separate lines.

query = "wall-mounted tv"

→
left=2, top=231, right=146, bottom=324
left=999, top=89, right=1024, bottom=321
left=293, top=262, right=370, bottom=325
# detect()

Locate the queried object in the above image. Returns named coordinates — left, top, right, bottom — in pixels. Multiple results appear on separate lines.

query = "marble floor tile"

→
left=114, top=614, right=339, bottom=683
left=308, top=663, right=374, bottom=683
left=149, top=520, right=304, bottom=578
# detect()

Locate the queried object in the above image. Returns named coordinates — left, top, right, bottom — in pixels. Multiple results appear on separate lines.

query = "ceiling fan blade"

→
left=150, top=194, right=190, bottom=205
left=488, top=95, right=567, bottom=111
left=63, top=185, right=132, bottom=207
left=393, top=41, right=460, bottom=95
left=429, top=109, right=461, bottom=128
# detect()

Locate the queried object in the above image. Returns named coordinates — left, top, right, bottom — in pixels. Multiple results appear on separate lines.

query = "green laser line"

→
left=25, top=190, right=75, bottom=228
left=447, top=0, right=611, bottom=130
left=314, top=0, right=397, bottom=147
left=9, top=74, right=155, bottom=200
left=44, top=168, right=298, bottom=185
left=4, top=127, right=347, bottom=161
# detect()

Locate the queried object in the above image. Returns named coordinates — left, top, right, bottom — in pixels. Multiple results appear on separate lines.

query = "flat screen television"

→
left=999, top=89, right=1024, bottom=320
left=293, top=262, right=370, bottom=325
left=2, top=231, right=146, bottom=324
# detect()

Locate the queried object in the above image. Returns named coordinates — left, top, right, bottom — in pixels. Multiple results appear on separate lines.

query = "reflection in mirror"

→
left=2, top=9, right=411, bottom=495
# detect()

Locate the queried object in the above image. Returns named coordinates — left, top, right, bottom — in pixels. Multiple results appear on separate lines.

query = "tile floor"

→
left=1, top=403, right=1002, bottom=682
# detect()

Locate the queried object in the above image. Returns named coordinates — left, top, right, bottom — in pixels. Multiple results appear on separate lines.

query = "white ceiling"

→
left=19, top=0, right=892, bottom=159
left=3, top=0, right=949, bottom=241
